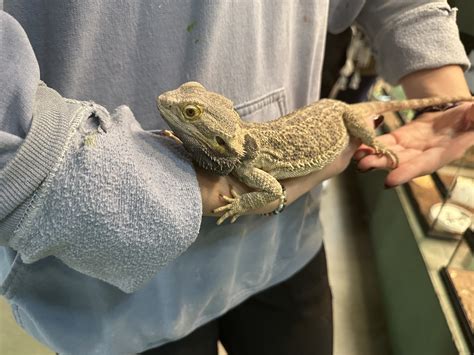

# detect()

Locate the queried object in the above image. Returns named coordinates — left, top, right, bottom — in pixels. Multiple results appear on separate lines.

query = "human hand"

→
left=354, top=103, right=474, bottom=187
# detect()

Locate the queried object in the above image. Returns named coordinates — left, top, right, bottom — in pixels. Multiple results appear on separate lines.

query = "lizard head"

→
left=157, top=81, right=246, bottom=175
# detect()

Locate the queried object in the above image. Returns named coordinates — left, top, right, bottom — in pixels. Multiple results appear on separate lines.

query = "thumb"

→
left=462, top=103, right=474, bottom=130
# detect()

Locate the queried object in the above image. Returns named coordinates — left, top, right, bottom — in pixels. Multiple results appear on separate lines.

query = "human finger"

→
left=384, top=148, right=446, bottom=187
left=356, top=145, right=412, bottom=171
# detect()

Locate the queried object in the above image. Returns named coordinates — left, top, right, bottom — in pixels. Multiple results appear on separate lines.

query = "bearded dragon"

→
left=157, top=81, right=472, bottom=224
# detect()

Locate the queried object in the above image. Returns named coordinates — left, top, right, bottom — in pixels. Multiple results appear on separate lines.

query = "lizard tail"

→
left=351, top=95, right=474, bottom=116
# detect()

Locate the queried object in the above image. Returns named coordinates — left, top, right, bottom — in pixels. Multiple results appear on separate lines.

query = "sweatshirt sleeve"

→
left=0, top=11, right=39, bottom=168
left=357, top=0, right=470, bottom=84
left=329, top=1, right=471, bottom=85
left=0, top=11, right=203, bottom=293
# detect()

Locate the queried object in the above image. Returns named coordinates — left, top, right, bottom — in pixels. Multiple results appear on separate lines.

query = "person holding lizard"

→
left=0, top=1, right=472, bottom=354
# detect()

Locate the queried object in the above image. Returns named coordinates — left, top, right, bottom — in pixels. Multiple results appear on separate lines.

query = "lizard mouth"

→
left=181, top=134, right=239, bottom=175
left=171, top=130, right=239, bottom=175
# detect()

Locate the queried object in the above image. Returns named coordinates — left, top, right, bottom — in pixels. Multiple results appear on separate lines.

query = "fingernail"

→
left=359, top=148, right=373, bottom=155
left=447, top=102, right=461, bottom=110
left=354, top=148, right=372, bottom=160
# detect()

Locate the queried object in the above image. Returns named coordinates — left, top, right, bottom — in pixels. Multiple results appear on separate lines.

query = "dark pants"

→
left=142, top=247, right=333, bottom=355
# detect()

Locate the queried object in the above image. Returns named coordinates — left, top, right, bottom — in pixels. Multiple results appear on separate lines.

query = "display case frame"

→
left=440, top=228, right=474, bottom=353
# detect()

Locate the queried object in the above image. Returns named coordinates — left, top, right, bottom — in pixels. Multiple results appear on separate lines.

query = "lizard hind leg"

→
left=343, top=110, right=399, bottom=168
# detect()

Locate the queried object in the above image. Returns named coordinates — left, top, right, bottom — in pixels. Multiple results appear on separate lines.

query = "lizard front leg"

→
left=213, top=166, right=283, bottom=225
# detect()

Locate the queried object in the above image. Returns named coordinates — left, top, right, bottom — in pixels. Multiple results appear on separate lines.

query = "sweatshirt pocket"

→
left=235, top=87, right=287, bottom=123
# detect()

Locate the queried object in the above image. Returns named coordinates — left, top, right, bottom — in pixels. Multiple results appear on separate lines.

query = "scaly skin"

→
left=157, top=82, right=473, bottom=224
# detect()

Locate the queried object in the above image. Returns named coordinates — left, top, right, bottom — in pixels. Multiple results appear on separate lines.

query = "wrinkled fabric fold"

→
left=2, top=83, right=203, bottom=293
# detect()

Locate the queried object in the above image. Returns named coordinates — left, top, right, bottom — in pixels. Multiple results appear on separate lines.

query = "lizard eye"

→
left=183, top=105, right=201, bottom=120
left=215, top=136, right=226, bottom=146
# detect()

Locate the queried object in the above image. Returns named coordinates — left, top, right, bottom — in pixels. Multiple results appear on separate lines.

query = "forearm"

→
left=198, top=139, right=358, bottom=216
left=400, top=64, right=471, bottom=98
left=197, top=169, right=325, bottom=216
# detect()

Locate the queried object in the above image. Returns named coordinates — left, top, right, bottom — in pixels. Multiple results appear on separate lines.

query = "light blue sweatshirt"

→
left=0, top=1, right=469, bottom=354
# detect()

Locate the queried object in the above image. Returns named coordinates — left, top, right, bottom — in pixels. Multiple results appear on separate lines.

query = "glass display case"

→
left=357, top=13, right=474, bottom=349
left=441, top=228, right=474, bottom=352
left=370, top=79, right=474, bottom=352
left=428, top=174, right=473, bottom=239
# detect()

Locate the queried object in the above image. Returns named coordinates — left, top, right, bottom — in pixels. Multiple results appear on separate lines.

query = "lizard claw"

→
left=230, top=187, right=240, bottom=198
left=158, top=129, right=182, bottom=144
left=386, top=150, right=399, bottom=168
left=220, top=195, right=235, bottom=203
left=377, top=149, right=398, bottom=168
left=214, top=188, right=243, bottom=224
left=372, top=142, right=399, bottom=169
left=217, top=186, right=241, bottom=204
left=214, top=202, right=233, bottom=213
left=216, top=210, right=242, bottom=225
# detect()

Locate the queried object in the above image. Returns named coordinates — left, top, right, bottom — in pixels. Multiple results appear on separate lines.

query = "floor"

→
left=0, top=169, right=392, bottom=355
left=321, top=169, right=392, bottom=355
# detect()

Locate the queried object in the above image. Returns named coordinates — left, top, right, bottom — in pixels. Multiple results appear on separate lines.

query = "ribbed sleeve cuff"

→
left=373, top=3, right=471, bottom=84
left=0, top=84, right=105, bottom=244
left=0, top=84, right=70, bottom=225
